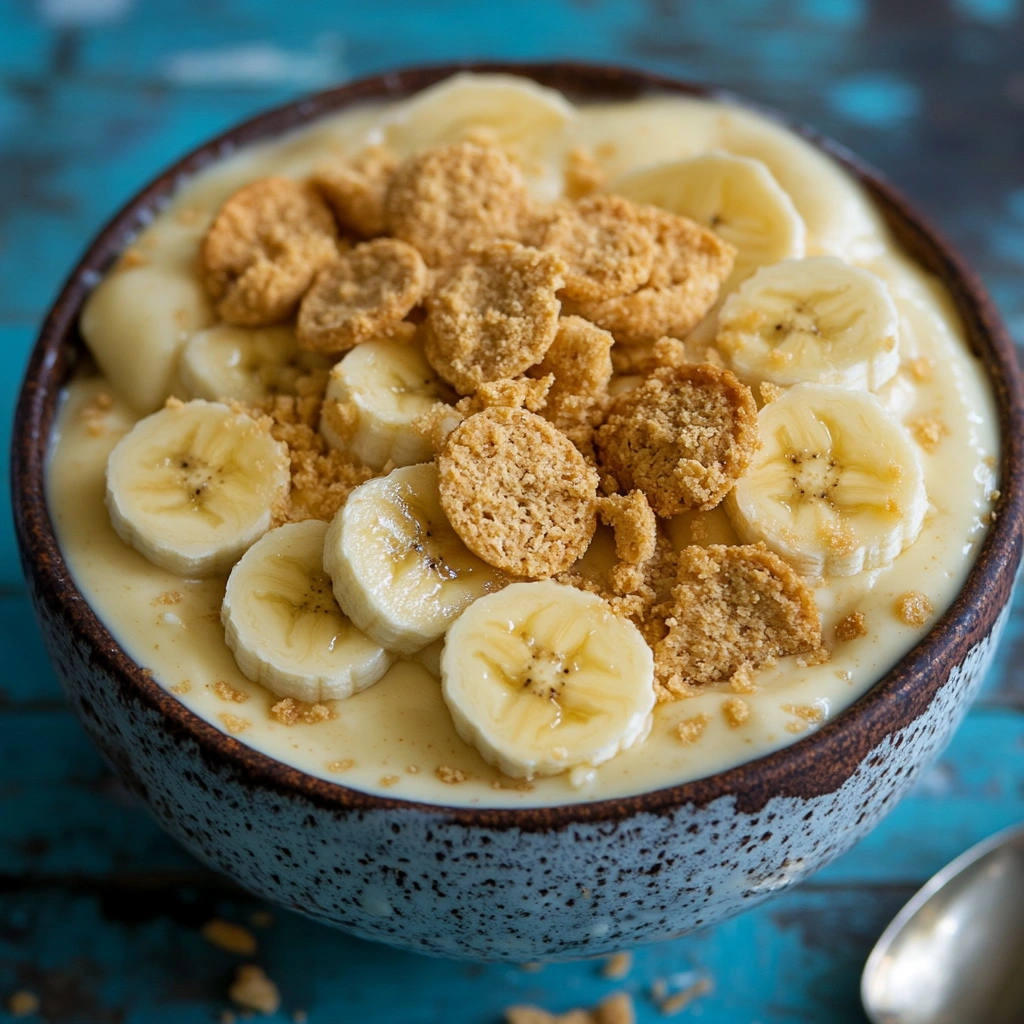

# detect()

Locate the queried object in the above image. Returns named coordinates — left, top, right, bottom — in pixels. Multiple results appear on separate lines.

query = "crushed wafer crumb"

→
left=759, top=381, right=785, bottom=404
left=152, top=591, right=183, bottom=606
left=796, top=645, right=832, bottom=667
left=297, top=238, right=427, bottom=353
left=598, top=491, right=657, bottom=565
left=202, top=919, right=258, bottom=955
left=784, top=703, right=825, bottom=726
left=425, top=240, right=566, bottom=394
left=311, top=145, right=397, bottom=237
left=457, top=375, right=554, bottom=416
left=436, top=765, right=468, bottom=784
left=214, top=680, right=249, bottom=704
left=229, top=965, right=280, bottom=1016
left=385, top=141, right=530, bottom=267
left=326, top=759, right=354, bottom=772
left=596, top=363, right=759, bottom=517
left=895, top=591, right=933, bottom=627
left=653, top=544, right=821, bottom=698
left=722, top=696, right=750, bottom=728
left=201, top=177, right=338, bottom=326
left=729, top=662, right=759, bottom=694
left=529, top=315, right=613, bottom=434
left=908, top=415, right=948, bottom=453
left=566, top=204, right=734, bottom=344
left=505, top=991, right=634, bottom=1024
left=564, top=147, right=607, bottom=199
left=379, top=775, right=400, bottom=787
left=7, top=992, right=40, bottom=1018
left=270, top=697, right=333, bottom=725
left=658, top=978, right=712, bottom=1016
left=835, top=611, right=868, bottom=642
left=536, top=194, right=655, bottom=302
left=602, top=951, right=633, bottom=980
left=117, top=247, right=148, bottom=270
left=438, top=407, right=599, bottom=578
left=81, top=390, right=114, bottom=435
left=907, top=356, right=934, bottom=382
left=677, top=712, right=713, bottom=744
left=219, top=713, right=251, bottom=734
left=170, top=680, right=191, bottom=695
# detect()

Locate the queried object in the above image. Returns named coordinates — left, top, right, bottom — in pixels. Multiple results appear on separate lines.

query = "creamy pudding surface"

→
left=47, top=74, right=999, bottom=807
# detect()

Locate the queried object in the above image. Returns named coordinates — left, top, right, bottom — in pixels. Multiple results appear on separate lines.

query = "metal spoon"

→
left=861, top=823, right=1024, bottom=1024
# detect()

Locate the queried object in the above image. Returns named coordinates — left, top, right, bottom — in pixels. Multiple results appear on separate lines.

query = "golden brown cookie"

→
left=438, top=407, right=599, bottom=578
left=653, top=543, right=821, bottom=695
left=384, top=141, right=530, bottom=267
left=310, top=145, right=398, bottom=238
left=535, top=195, right=656, bottom=302
left=566, top=204, right=734, bottom=344
left=201, top=177, right=339, bottom=326
left=596, top=363, right=758, bottom=517
left=529, top=315, right=613, bottom=433
left=424, top=241, right=566, bottom=395
left=296, top=238, right=427, bottom=353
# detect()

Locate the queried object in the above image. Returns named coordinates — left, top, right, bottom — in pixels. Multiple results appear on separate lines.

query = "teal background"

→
left=2, top=1, right=1023, bottom=1021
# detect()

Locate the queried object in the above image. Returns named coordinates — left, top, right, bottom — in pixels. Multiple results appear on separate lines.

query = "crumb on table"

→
left=202, top=918, right=258, bottom=955
left=228, top=965, right=280, bottom=1016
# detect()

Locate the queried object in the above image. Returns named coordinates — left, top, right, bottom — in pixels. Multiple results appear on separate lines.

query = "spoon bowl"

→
left=862, top=823, right=1024, bottom=1024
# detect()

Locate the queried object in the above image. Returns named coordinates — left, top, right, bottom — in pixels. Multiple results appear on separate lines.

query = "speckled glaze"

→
left=12, top=64, right=1024, bottom=962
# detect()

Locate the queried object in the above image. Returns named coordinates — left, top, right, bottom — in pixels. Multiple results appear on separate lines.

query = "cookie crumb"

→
left=796, top=645, right=832, bottom=668
left=729, top=662, right=759, bottom=694
left=505, top=991, right=634, bottom=1024
left=326, top=759, right=354, bottom=772
left=82, top=391, right=114, bottom=435
left=908, top=415, right=948, bottom=453
left=436, top=765, right=468, bottom=784
left=895, top=591, right=933, bottom=627
left=7, top=992, right=40, bottom=1018
left=202, top=919, right=258, bottom=955
left=722, top=697, right=749, bottom=728
left=602, top=951, right=633, bottom=980
left=759, top=381, right=784, bottom=404
left=214, top=680, right=249, bottom=704
left=228, top=965, right=280, bottom=1016
left=835, top=611, right=867, bottom=642
left=907, top=356, right=934, bottom=382
left=379, top=774, right=401, bottom=787
left=783, top=703, right=825, bottom=726
left=564, top=146, right=606, bottom=199
left=677, top=712, right=713, bottom=745
left=406, top=764, right=420, bottom=774
left=271, top=698, right=333, bottom=725
left=219, top=713, right=251, bottom=734
left=152, top=590, right=183, bottom=606
left=658, top=978, right=712, bottom=1016
left=170, top=679, right=191, bottom=695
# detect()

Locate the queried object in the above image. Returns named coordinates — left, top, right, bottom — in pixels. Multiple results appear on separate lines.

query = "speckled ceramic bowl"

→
left=12, top=63, right=1024, bottom=962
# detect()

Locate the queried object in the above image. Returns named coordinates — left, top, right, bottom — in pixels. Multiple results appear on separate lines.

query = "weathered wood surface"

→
left=1, top=0, right=1023, bottom=1020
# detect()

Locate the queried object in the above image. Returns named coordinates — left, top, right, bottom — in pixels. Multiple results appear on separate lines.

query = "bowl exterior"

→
left=25, top=568, right=1012, bottom=960
left=12, top=62, right=1024, bottom=962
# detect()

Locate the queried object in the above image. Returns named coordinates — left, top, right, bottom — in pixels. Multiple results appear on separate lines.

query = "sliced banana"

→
left=725, top=384, right=927, bottom=577
left=612, top=151, right=806, bottom=278
left=380, top=72, right=575, bottom=199
left=323, top=462, right=505, bottom=654
left=106, top=399, right=290, bottom=577
left=319, top=338, right=448, bottom=470
left=222, top=520, right=393, bottom=702
left=180, top=323, right=329, bottom=402
left=442, top=580, right=655, bottom=779
left=716, top=257, right=900, bottom=391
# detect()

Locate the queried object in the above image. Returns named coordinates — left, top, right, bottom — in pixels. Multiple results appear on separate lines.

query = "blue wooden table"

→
left=2, top=2, right=1023, bottom=1021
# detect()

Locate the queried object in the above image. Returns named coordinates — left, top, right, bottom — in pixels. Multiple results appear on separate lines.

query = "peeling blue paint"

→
left=827, top=72, right=922, bottom=127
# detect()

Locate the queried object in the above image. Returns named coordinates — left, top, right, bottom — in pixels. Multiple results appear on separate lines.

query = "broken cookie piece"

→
left=596, top=362, right=758, bottom=517
left=385, top=140, right=530, bottom=267
left=599, top=490, right=658, bottom=596
left=654, top=543, right=821, bottom=697
left=201, top=177, right=339, bottom=326
left=425, top=240, right=566, bottom=394
left=535, top=194, right=656, bottom=302
left=296, top=238, right=427, bottom=353
left=311, top=145, right=397, bottom=237
left=566, top=204, right=734, bottom=344
left=438, top=407, right=599, bottom=578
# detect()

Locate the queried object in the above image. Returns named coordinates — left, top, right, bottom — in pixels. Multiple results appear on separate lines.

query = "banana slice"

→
left=106, top=399, right=290, bottom=577
left=725, top=384, right=927, bottom=577
left=319, top=338, right=448, bottom=470
left=612, top=151, right=806, bottom=278
left=442, top=580, right=655, bottom=779
left=323, top=462, right=505, bottom=654
left=380, top=72, right=575, bottom=199
left=180, top=323, right=330, bottom=402
left=716, top=257, right=900, bottom=391
left=222, top=520, right=393, bottom=702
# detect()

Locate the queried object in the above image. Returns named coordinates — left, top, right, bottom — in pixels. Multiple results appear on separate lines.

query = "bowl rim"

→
left=12, top=60, right=1024, bottom=830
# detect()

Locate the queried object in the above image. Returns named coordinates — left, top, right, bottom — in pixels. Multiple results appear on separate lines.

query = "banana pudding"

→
left=46, top=73, right=999, bottom=807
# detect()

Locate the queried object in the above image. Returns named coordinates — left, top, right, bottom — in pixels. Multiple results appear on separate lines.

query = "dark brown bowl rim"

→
left=12, top=61, right=1024, bottom=831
